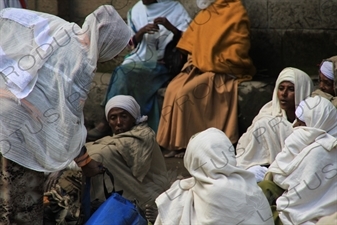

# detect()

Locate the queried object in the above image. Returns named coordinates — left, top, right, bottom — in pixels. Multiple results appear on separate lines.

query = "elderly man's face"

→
left=107, top=107, right=136, bottom=135
left=319, top=72, right=335, bottom=96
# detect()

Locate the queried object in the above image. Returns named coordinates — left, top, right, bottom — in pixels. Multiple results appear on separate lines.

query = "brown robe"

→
left=157, top=0, right=256, bottom=150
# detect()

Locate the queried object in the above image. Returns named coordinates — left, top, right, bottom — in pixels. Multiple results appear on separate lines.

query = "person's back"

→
left=267, top=96, right=337, bottom=224
left=155, top=128, right=273, bottom=224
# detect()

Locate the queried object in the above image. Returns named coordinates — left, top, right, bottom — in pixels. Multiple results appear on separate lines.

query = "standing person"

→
left=87, top=0, right=191, bottom=140
left=311, top=55, right=337, bottom=107
left=0, top=5, right=132, bottom=224
left=235, top=67, right=313, bottom=182
left=87, top=95, right=170, bottom=214
left=156, top=0, right=256, bottom=158
left=263, top=96, right=337, bottom=224
left=154, top=128, right=273, bottom=225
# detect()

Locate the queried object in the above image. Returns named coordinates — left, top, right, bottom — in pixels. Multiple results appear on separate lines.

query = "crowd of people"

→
left=0, top=0, right=336, bottom=224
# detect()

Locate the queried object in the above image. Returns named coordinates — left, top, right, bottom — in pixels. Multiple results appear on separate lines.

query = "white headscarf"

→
left=0, top=6, right=131, bottom=99
left=320, top=61, right=334, bottom=80
left=155, top=128, right=273, bottom=225
left=105, top=95, right=148, bottom=124
left=268, top=96, right=337, bottom=224
left=196, top=0, right=216, bottom=9
left=82, top=5, right=132, bottom=63
left=258, top=67, right=314, bottom=119
left=0, top=6, right=132, bottom=172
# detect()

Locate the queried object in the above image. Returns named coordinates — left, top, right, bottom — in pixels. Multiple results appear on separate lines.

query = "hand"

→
left=81, top=159, right=105, bottom=177
left=154, top=17, right=180, bottom=36
left=247, top=165, right=268, bottom=183
left=140, top=23, right=160, bottom=34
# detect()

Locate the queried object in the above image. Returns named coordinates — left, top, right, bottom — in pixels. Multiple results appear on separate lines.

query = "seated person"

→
left=87, top=0, right=191, bottom=140
left=235, top=67, right=313, bottom=182
left=157, top=0, right=256, bottom=158
left=260, top=96, right=337, bottom=224
left=86, top=95, right=170, bottom=213
left=311, top=55, right=337, bottom=107
left=153, top=128, right=273, bottom=224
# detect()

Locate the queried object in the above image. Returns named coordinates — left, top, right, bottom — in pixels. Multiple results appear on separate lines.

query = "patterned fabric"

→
left=0, top=155, right=44, bottom=225
left=43, top=169, right=83, bottom=225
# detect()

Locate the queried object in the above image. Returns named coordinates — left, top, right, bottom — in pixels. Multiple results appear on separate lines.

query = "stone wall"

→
left=27, top=0, right=337, bottom=77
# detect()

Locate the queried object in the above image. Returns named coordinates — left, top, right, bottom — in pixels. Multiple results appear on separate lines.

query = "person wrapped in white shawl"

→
left=155, top=128, right=274, bottom=225
left=268, top=96, right=337, bottom=224
left=236, top=67, right=314, bottom=182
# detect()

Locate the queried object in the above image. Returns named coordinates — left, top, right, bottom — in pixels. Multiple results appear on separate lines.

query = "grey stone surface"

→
left=242, top=0, right=268, bottom=29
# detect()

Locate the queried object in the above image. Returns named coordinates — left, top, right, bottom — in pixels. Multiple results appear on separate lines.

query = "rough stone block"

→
left=282, top=29, right=337, bottom=75
left=242, top=0, right=268, bottom=29
left=250, top=29, right=284, bottom=78
left=269, top=0, right=322, bottom=29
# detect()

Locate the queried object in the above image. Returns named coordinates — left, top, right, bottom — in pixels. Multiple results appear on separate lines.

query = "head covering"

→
left=155, top=128, right=273, bottom=224
left=320, top=61, right=334, bottom=80
left=295, top=96, right=337, bottom=136
left=258, top=67, right=314, bottom=118
left=82, top=5, right=132, bottom=63
left=196, top=0, right=216, bottom=9
left=0, top=5, right=131, bottom=99
left=177, top=0, right=256, bottom=80
left=324, top=56, right=337, bottom=96
left=268, top=96, right=337, bottom=224
left=0, top=6, right=132, bottom=172
left=105, top=95, right=148, bottom=124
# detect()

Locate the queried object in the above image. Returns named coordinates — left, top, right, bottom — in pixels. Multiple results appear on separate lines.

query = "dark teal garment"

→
left=104, top=62, right=172, bottom=133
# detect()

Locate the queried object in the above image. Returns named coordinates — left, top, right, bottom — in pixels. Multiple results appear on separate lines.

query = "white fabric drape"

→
left=269, top=96, right=337, bottom=224
left=0, top=6, right=132, bottom=172
left=155, top=128, right=273, bottom=225
left=236, top=67, right=314, bottom=169
left=123, top=0, right=191, bottom=67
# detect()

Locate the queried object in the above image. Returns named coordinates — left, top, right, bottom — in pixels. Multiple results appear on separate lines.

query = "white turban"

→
left=320, top=61, right=334, bottom=80
left=196, top=0, right=216, bottom=9
left=105, top=95, right=148, bottom=124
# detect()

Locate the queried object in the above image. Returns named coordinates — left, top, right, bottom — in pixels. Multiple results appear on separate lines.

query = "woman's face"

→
left=277, top=81, right=295, bottom=111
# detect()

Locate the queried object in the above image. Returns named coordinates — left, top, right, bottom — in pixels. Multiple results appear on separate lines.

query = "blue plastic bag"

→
left=86, top=192, right=147, bottom=225
left=83, top=168, right=148, bottom=225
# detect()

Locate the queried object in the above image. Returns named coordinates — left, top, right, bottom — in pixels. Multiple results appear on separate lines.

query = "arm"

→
left=74, top=146, right=105, bottom=177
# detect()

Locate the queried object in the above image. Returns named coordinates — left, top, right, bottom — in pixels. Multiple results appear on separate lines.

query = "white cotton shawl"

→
left=236, top=67, right=314, bottom=169
left=123, top=0, right=191, bottom=67
left=268, top=96, right=337, bottom=224
left=155, top=128, right=273, bottom=225
left=0, top=6, right=132, bottom=172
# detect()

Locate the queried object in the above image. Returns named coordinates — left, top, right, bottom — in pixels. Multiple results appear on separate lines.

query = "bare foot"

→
left=145, top=204, right=158, bottom=224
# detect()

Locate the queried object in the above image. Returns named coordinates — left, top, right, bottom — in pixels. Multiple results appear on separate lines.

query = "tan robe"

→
left=86, top=123, right=169, bottom=211
left=157, top=0, right=256, bottom=150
